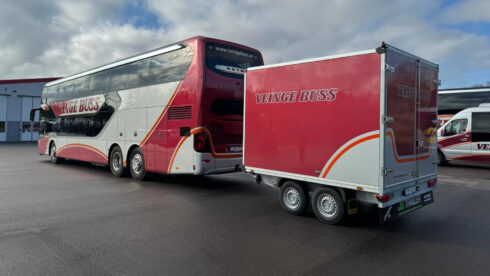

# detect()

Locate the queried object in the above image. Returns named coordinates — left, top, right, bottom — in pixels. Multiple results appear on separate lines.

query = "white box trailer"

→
left=243, top=43, right=439, bottom=224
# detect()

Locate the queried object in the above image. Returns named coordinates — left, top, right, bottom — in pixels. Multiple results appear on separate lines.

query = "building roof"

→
left=0, top=78, right=61, bottom=85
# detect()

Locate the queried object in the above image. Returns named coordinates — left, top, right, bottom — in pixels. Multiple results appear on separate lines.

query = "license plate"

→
left=403, top=185, right=417, bottom=196
left=405, top=195, right=421, bottom=209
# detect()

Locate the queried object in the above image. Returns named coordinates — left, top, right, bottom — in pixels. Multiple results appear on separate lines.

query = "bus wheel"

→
left=129, top=147, right=146, bottom=181
left=280, top=181, right=308, bottom=215
left=312, top=188, right=345, bottom=225
left=110, top=146, right=124, bottom=177
left=50, top=142, right=62, bottom=164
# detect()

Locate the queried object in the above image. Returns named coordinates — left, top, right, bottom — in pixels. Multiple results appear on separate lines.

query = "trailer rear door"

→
left=383, top=49, right=438, bottom=189
left=384, top=51, right=418, bottom=187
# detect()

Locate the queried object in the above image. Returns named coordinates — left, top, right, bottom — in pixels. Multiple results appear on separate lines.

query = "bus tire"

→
left=312, top=187, right=345, bottom=225
left=129, top=147, right=146, bottom=181
left=110, top=146, right=124, bottom=177
left=49, top=142, right=62, bottom=164
left=280, top=181, right=308, bottom=216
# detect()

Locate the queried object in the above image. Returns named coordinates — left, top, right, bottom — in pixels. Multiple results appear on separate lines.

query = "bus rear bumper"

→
left=194, top=152, right=242, bottom=175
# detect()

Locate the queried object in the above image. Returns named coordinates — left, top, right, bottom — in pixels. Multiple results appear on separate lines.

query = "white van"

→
left=437, top=103, right=490, bottom=164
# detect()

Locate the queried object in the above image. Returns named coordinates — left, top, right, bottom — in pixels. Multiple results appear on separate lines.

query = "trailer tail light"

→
left=428, top=179, right=436, bottom=188
left=376, top=194, right=390, bottom=203
left=194, top=132, right=211, bottom=153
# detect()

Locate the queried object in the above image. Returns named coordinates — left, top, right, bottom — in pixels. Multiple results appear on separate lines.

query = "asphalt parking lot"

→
left=1, top=143, right=489, bottom=275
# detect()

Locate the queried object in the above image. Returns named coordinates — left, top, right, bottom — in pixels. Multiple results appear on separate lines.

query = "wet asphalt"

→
left=0, top=143, right=489, bottom=275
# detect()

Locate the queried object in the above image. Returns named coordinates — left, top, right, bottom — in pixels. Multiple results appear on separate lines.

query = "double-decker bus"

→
left=32, top=36, right=263, bottom=180
left=438, top=87, right=490, bottom=126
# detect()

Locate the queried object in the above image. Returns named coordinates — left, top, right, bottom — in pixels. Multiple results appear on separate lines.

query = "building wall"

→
left=0, top=79, right=58, bottom=142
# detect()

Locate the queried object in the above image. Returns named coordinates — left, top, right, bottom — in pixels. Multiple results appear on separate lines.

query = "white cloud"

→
left=440, top=0, right=490, bottom=23
left=1, top=0, right=490, bottom=88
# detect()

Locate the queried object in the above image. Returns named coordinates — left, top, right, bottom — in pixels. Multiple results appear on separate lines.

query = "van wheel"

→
left=110, top=146, right=124, bottom=177
left=437, top=151, right=447, bottom=166
left=129, top=147, right=146, bottom=181
left=312, top=188, right=345, bottom=224
left=50, top=142, right=62, bottom=164
left=280, top=181, right=308, bottom=215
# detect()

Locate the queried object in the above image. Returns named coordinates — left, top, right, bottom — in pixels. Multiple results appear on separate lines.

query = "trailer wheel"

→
left=280, top=181, right=308, bottom=215
left=49, top=142, right=62, bottom=164
left=312, top=188, right=345, bottom=224
left=129, top=147, right=146, bottom=181
left=110, top=146, right=124, bottom=177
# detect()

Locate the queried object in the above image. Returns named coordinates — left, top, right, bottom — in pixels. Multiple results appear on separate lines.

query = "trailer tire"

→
left=129, top=147, right=146, bottom=181
left=312, top=188, right=345, bottom=224
left=280, top=181, right=308, bottom=216
left=109, top=146, right=124, bottom=177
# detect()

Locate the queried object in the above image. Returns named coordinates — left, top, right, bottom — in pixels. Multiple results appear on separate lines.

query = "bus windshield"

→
left=205, top=42, right=261, bottom=78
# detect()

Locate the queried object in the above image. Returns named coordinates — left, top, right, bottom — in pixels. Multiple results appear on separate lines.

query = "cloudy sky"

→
left=1, top=0, right=490, bottom=88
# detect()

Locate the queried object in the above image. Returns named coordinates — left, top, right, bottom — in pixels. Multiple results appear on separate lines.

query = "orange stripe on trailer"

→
left=139, top=81, right=182, bottom=147
left=321, top=134, right=380, bottom=178
left=386, top=130, right=435, bottom=163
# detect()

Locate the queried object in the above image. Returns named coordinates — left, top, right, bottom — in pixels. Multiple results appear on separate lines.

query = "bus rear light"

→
left=203, top=159, right=211, bottom=163
left=194, top=133, right=211, bottom=153
left=428, top=179, right=436, bottom=187
left=376, top=194, right=390, bottom=203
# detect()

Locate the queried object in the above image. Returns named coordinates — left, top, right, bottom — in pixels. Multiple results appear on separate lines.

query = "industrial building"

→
left=0, top=78, right=59, bottom=142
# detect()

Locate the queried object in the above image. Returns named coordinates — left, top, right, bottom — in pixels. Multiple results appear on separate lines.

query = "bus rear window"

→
left=206, top=42, right=261, bottom=78
left=210, top=99, right=243, bottom=116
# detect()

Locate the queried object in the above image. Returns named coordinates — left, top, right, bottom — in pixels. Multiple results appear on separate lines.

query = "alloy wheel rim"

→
left=112, top=152, right=121, bottom=171
left=317, top=194, right=337, bottom=218
left=283, top=187, right=301, bottom=210
left=131, top=153, right=143, bottom=175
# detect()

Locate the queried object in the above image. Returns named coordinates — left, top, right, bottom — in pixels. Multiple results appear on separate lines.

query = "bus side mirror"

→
left=30, top=108, right=41, bottom=122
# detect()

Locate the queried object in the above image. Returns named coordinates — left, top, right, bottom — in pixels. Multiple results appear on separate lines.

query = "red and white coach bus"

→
left=244, top=43, right=439, bottom=224
left=31, top=36, right=263, bottom=180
